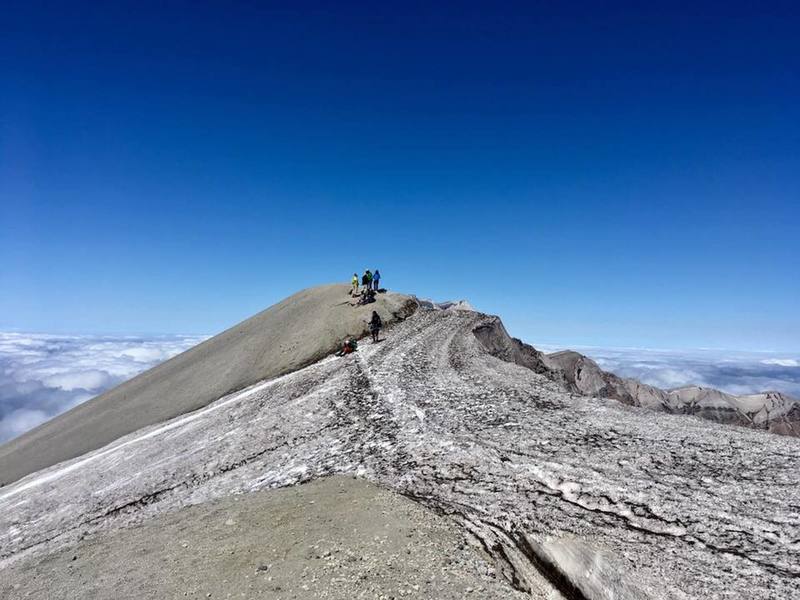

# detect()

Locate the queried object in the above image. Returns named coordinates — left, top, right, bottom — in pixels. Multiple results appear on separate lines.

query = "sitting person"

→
left=335, top=338, right=358, bottom=356
left=356, top=288, right=376, bottom=305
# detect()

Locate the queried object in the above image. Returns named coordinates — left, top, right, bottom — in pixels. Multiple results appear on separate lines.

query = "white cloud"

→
left=0, top=332, right=207, bottom=443
left=0, top=409, right=49, bottom=442
left=41, top=370, right=113, bottom=392
left=761, top=358, right=799, bottom=367
left=636, top=368, right=706, bottom=390
left=119, top=347, right=172, bottom=362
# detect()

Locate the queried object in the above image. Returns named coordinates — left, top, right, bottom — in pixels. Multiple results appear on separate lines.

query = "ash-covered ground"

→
left=1, top=309, right=798, bottom=599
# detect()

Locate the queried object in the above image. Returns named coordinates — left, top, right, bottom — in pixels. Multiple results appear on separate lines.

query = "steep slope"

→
left=0, top=284, right=417, bottom=486
left=735, top=391, right=800, bottom=435
left=1, top=308, right=797, bottom=599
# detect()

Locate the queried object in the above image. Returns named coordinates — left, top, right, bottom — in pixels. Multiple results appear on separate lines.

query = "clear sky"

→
left=1, top=1, right=798, bottom=351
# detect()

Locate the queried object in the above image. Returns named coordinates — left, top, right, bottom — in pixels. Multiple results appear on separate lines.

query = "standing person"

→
left=369, top=310, right=382, bottom=343
left=351, top=273, right=359, bottom=296
left=361, top=270, right=369, bottom=290
left=365, top=269, right=373, bottom=290
left=372, top=269, right=381, bottom=291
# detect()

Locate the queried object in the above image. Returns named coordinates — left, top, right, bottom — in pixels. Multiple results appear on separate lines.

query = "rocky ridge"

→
left=473, top=316, right=800, bottom=436
left=1, top=303, right=798, bottom=599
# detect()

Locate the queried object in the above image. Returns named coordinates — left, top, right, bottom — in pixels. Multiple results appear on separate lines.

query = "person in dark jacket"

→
left=369, top=311, right=382, bottom=343
left=372, top=269, right=381, bottom=291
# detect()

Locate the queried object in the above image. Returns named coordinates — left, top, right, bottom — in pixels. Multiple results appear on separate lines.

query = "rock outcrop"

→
left=417, top=298, right=475, bottom=311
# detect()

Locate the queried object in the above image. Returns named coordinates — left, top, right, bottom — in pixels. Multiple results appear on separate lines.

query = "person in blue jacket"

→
left=373, top=269, right=381, bottom=291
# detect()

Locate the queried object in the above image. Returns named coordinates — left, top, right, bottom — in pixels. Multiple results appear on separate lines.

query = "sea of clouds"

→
left=536, top=343, right=800, bottom=398
left=0, top=332, right=207, bottom=443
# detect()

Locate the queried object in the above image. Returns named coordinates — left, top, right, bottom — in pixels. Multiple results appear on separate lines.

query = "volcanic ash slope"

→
left=0, top=292, right=799, bottom=599
left=0, top=283, right=417, bottom=486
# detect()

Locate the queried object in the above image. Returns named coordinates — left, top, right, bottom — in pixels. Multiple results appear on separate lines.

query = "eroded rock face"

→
left=543, top=351, right=608, bottom=396
left=472, top=317, right=554, bottom=378
left=664, top=388, right=800, bottom=435
left=416, top=298, right=475, bottom=312
left=1, top=310, right=797, bottom=600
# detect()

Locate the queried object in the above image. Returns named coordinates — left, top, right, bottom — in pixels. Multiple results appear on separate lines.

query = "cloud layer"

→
left=536, top=343, right=800, bottom=398
left=0, top=332, right=206, bottom=443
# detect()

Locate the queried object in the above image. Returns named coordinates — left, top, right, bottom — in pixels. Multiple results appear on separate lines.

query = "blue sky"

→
left=2, top=1, right=798, bottom=351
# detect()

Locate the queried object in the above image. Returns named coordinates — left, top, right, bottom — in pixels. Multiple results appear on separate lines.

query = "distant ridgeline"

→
left=471, top=316, right=800, bottom=437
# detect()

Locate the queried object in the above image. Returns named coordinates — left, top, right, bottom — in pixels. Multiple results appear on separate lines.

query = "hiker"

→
left=361, top=270, right=370, bottom=289
left=372, top=269, right=381, bottom=291
left=336, top=338, right=358, bottom=356
left=365, top=269, right=373, bottom=290
left=369, top=310, right=382, bottom=343
left=351, top=273, right=359, bottom=296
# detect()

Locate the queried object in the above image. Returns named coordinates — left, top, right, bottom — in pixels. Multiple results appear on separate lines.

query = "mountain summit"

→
left=1, top=284, right=798, bottom=599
